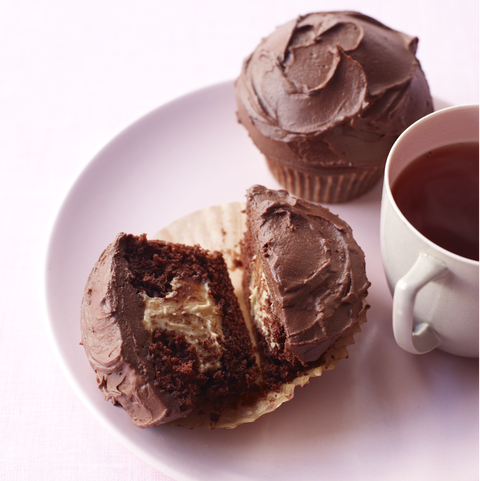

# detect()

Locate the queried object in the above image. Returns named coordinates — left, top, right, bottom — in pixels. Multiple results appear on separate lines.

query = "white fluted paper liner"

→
left=153, top=202, right=367, bottom=429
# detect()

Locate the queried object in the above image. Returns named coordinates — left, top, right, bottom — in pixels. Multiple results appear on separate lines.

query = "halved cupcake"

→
left=81, top=186, right=370, bottom=429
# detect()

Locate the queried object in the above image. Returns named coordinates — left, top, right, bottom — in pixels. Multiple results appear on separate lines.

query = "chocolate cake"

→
left=80, top=233, right=259, bottom=428
left=235, top=11, right=434, bottom=203
left=241, top=185, right=370, bottom=388
left=81, top=188, right=370, bottom=428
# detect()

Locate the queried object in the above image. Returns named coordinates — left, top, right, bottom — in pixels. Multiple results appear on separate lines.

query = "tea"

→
left=392, top=142, right=479, bottom=261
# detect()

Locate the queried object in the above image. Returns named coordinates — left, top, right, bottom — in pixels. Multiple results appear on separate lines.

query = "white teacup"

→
left=380, top=105, right=479, bottom=357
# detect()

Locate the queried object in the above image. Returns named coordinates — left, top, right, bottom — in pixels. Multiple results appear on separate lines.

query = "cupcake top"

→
left=245, top=185, right=370, bottom=363
left=236, top=11, right=433, bottom=174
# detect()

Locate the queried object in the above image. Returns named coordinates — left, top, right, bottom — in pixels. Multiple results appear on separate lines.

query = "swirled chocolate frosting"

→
left=80, top=234, right=183, bottom=428
left=244, top=185, right=370, bottom=363
left=236, top=11, right=433, bottom=173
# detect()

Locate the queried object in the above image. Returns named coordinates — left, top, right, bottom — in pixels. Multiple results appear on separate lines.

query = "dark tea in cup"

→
left=381, top=105, right=479, bottom=357
left=391, top=141, right=479, bottom=261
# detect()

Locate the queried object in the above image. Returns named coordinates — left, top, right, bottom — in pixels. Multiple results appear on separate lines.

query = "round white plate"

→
left=45, top=81, right=478, bottom=481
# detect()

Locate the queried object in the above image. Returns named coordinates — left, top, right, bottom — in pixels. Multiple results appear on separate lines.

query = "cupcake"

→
left=80, top=233, right=260, bottom=428
left=241, top=185, right=370, bottom=389
left=235, top=11, right=433, bottom=203
left=81, top=187, right=369, bottom=429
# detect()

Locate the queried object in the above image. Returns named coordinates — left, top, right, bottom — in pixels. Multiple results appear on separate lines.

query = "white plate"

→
left=45, top=81, right=478, bottom=481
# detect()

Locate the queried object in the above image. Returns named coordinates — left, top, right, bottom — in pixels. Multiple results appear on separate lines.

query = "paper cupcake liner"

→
left=153, top=202, right=367, bottom=429
left=266, top=158, right=383, bottom=204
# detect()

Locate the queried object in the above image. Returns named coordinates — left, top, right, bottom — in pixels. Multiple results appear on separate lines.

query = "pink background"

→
left=1, top=1, right=478, bottom=480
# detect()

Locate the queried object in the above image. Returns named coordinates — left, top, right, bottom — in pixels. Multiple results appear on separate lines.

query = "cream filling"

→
left=141, top=277, right=224, bottom=372
left=249, top=257, right=279, bottom=350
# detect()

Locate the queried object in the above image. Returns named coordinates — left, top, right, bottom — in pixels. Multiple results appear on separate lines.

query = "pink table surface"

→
left=1, top=1, right=478, bottom=480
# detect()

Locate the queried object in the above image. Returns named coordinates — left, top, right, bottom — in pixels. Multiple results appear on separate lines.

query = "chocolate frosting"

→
left=80, top=233, right=185, bottom=428
left=236, top=11, right=433, bottom=174
left=246, top=185, right=370, bottom=362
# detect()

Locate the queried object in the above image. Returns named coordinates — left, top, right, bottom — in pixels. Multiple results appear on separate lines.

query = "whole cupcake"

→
left=235, top=11, right=433, bottom=203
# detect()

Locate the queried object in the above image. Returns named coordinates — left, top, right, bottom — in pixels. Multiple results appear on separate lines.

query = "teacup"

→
left=380, top=105, right=479, bottom=357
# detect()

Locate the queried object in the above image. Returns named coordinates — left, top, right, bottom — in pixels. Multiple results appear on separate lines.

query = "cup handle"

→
left=393, top=253, right=447, bottom=354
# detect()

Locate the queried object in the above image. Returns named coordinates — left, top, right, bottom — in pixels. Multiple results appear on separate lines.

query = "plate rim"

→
left=43, top=80, right=239, bottom=481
